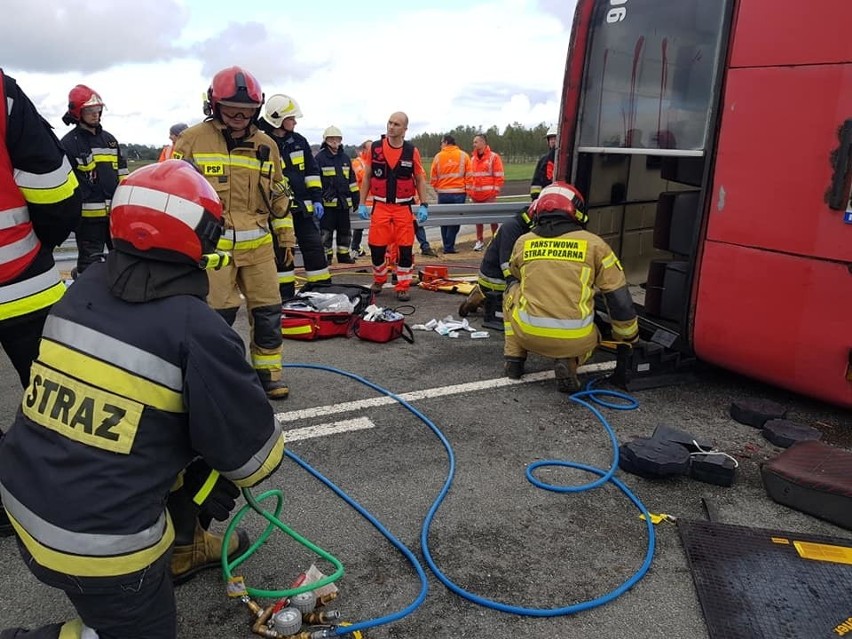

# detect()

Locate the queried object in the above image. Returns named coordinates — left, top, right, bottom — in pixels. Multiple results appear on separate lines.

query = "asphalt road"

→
left=0, top=254, right=850, bottom=639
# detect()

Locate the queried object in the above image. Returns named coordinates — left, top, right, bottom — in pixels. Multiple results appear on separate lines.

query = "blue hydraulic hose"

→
left=284, top=363, right=656, bottom=627
left=284, top=363, right=431, bottom=636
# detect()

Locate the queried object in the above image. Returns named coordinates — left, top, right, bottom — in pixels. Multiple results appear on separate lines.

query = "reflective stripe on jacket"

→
left=315, top=144, right=360, bottom=209
left=467, top=146, right=504, bottom=202
left=60, top=126, right=126, bottom=218
left=0, top=264, right=285, bottom=577
left=0, top=70, right=80, bottom=320
left=430, top=145, right=471, bottom=194
left=172, top=120, right=295, bottom=253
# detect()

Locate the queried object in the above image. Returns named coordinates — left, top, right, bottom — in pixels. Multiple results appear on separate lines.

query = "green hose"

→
left=220, top=487, right=344, bottom=599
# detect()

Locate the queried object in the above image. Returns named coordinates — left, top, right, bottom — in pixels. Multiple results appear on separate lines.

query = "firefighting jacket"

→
left=315, top=143, right=360, bottom=211
left=477, top=207, right=532, bottom=292
left=467, top=146, right=504, bottom=202
left=258, top=124, right=323, bottom=216
left=0, top=262, right=285, bottom=578
left=60, top=124, right=127, bottom=219
left=173, top=120, right=295, bottom=263
left=430, top=144, right=471, bottom=194
left=508, top=216, right=638, bottom=343
left=530, top=148, right=555, bottom=200
left=0, top=71, right=80, bottom=321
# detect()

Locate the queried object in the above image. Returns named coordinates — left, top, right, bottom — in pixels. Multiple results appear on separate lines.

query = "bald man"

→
left=357, top=112, right=430, bottom=301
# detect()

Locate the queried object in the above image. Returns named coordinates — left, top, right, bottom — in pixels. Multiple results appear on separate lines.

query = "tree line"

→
left=121, top=122, right=553, bottom=163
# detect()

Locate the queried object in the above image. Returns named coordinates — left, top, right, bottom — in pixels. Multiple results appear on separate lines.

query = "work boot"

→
left=370, top=281, right=384, bottom=296
left=554, top=358, right=581, bottom=393
left=170, top=522, right=250, bottom=586
left=257, top=369, right=289, bottom=400
left=421, top=247, right=438, bottom=257
left=504, top=357, right=525, bottom=380
left=337, top=253, right=356, bottom=264
left=396, top=289, right=410, bottom=302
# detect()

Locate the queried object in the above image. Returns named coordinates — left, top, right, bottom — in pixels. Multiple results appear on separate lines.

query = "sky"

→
left=1, top=0, right=576, bottom=149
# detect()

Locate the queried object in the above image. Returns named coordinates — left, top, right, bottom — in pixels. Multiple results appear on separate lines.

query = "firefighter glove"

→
left=358, top=204, right=370, bottom=220
left=182, top=459, right=240, bottom=522
left=417, top=204, right=428, bottom=224
left=313, top=201, right=325, bottom=220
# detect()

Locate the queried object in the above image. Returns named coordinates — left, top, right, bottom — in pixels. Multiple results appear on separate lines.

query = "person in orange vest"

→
left=430, top=134, right=471, bottom=254
left=468, top=133, right=505, bottom=251
left=357, top=111, right=429, bottom=302
left=350, top=139, right=372, bottom=257
left=157, top=122, right=188, bottom=162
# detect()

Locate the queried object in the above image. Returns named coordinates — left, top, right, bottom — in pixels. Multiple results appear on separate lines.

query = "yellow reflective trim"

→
left=81, top=208, right=108, bottom=218
left=77, top=161, right=96, bottom=172
left=305, top=272, right=329, bottom=283
left=271, top=217, right=294, bottom=231
left=252, top=353, right=280, bottom=369
left=0, top=280, right=64, bottom=321
left=24, top=362, right=144, bottom=455
left=577, top=266, right=593, bottom=318
left=504, top=322, right=514, bottom=335
left=58, top=619, right=84, bottom=639
left=602, top=252, right=623, bottom=270
left=612, top=319, right=638, bottom=338
left=192, top=470, right=220, bottom=506
left=19, top=172, right=79, bottom=205
left=282, top=324, right=314, bottom=336
left=278, top=273, right=296, bottom=284
left=305, top=176, right=322, bottom=189
left=38, top=340, right=185, bottom=413
left=236, top=434, right=285, bottom=488
left=216, top=234, right=272, bottom=251
left=512, top=309, right=596, bottom=339
left=8, top=511, right=174, bottom=577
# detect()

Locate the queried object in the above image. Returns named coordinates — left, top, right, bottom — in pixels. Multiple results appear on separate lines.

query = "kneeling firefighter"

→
left=503, top=181, right=638, bottom=392
left=458, top=203, right=535, bottom=330
left=173, top=66, right=294, bottom=400
left=0, top=161, right=286, bottom=639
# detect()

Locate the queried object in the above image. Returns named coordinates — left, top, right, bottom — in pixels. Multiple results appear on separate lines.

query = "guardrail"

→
left=55, top=201, right=529, bottom=261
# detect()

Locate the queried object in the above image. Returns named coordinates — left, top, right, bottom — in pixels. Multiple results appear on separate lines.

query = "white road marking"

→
left=285, top=417, right=377, bottom=441
left=276, top=361, right=616, bottom=424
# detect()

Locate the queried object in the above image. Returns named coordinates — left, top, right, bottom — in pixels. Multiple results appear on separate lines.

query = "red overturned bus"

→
left=555, top=0, right=852, bottom=407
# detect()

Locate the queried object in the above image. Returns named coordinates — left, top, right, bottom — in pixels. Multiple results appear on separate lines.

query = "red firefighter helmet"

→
left=532, top=181, right=587, bottom=224
left=64, top=84, right=105, bottom=123
left=110, top=160, right=224, bottom=265
left=206, top=66, right=264, bottom=117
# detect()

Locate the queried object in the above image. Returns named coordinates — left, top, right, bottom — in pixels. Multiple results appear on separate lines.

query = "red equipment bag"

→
left=281, top=283, right=374, bottom=341
left=281, top=310, right=354, bottom=341
left=350, top=316, right=414, bottom=343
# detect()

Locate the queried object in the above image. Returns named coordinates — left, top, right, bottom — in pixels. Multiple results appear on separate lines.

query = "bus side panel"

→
left=693, top=242, right=852, bottom=408
left=706, top=65, right=851, bottom=263
left=730, top=0, right=850, bottom=67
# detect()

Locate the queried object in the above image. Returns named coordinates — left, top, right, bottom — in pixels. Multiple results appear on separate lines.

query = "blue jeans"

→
left=438, top=193, right=465, bottom=251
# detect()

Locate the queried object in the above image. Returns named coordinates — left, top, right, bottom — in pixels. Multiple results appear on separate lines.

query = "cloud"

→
left=193, top=21, right=324, bottom=85
left=455, top=84, right=556, bottom=110
left=0, top=0, right=188, bottom=73
left=536, top=0, right=576, bottom=28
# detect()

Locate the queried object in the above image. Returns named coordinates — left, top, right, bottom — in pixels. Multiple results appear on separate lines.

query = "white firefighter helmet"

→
left=545, top=124, right=558, bottom=138
left=323, top=125, right=343, bottom=140
left=262, top=94, right=302, bottom=127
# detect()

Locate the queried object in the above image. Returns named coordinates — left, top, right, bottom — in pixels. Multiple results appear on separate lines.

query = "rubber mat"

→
left=677, top=519, right=852, bottom=639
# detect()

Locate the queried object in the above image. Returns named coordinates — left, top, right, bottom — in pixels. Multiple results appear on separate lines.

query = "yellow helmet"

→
left=262, top=94, right=302, bottom=127
left=323, top=125, right=343, bottom=140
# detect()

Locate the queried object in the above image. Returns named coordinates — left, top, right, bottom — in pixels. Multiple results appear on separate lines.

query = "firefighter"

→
left=157, top=122, right=188, bottom=162
left=358, top=111, right=430, bottom=302
left=257, top=94, right=331, bottom=299
left=349, top=139, right=372, bottom=256
left=172, top=66, right=294, bottom=400
left=504, top=182, right=638, bottom=392
left=0, top=69, right=82, bottom=537
left=530, top=124, right=557, bottom=200
left=0, top=160, right=285, bottom=639
left=457, top=203, right=535, bottom=331
left=60, top=84, right=128, bottom=277
left=315, top=125, right=360, bottom=264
